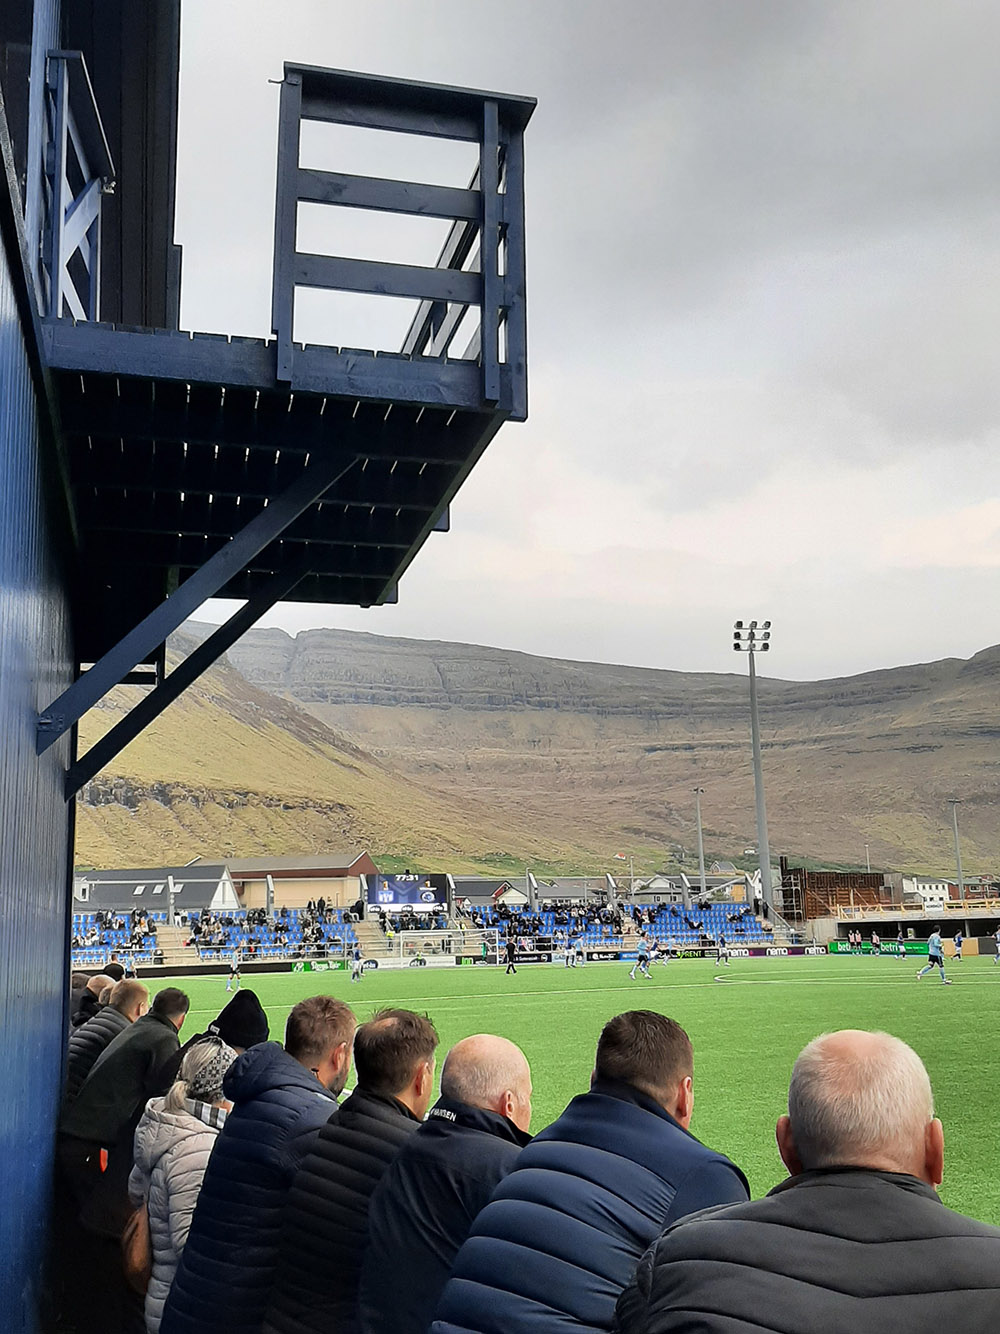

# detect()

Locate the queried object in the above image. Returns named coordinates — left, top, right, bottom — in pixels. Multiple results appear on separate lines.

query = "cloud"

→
left=181, top=1, right=1000, bottom=680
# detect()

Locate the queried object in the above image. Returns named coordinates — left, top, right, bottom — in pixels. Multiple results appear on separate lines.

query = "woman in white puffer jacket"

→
left=129, top=1036, right=237, bottom=1333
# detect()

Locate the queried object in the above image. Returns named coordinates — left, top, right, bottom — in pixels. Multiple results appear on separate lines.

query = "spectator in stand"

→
left=55, top=987, right=190, bottom=1333
left=59, top=987, right=190, bottom=1211
left=264, top=1009, right=439, bottom=1334
left=153, top=989, right=270, bottom=1095
left=63, top=979, right=150, bottom=1108
left=616, top=1030, right=1000, bottom=1333
left=160, top=995, right=356, bottom=1334
left=431, top=1010, right=748, bottom=1334
left=130, top=1037, right=239, bottom=1334
left=359, top=1034, right=533, bottom=1334
left=70, top=970, right=90, bottom=1018
left=72, top=973, right=115, bottom=1028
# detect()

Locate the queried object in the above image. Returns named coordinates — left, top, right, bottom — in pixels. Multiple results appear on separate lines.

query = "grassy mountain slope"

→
left=76, top=627, right=1000, bottom=876
left=215, top=627, right=1000, bottom=876
left=74, top=638, right=602, bottom=872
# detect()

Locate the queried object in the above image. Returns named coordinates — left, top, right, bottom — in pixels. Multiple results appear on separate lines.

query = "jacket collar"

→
left=588, top=1077, right=700, bottom=1141
left=768, top=1167, right=941, bottom=1203
left=342, top=1086, right=422, bottom=1122
left=139, top=1011, right=181, bottom=1036
left=426, top=1096, right=532, bottom=1146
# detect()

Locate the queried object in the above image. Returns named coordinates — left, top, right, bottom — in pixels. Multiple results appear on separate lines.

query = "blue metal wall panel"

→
left=23, top=0, right=62, bottom=297
left=0, top=144, right=74, bottom=1333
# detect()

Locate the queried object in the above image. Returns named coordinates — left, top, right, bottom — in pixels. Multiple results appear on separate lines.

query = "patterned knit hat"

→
left=183, top=1037, right=238, bottom=1104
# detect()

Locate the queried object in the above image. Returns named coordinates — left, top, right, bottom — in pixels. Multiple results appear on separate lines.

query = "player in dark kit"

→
left=505, top=937, right=517, bottom=975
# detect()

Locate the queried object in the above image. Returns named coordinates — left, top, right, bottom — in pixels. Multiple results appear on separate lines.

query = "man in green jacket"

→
left=58, top=986, right=189, bottom=1213
left=55, top=986, right=189, bottom=1332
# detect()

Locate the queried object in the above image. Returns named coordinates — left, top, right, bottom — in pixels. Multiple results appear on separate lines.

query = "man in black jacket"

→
left=616, top=1029, right=1000, bottom=1333
left=264, top=1008, right=439, bottom=1334
left=62, top=978, right=149, bottom=1108
left=359, top=1034, right=533, bottom=1334
left=71, top=972, right=114, bottom=1027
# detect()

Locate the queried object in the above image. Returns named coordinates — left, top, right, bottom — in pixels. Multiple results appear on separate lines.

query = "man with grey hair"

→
left=616, top=1029, right=1000, bottom=1333
left=358, top=1034, right=533, bottom=1334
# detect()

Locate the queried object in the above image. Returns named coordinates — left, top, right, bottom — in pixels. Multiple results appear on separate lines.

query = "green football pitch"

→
left=162, top=953, right=1000, bottom=1225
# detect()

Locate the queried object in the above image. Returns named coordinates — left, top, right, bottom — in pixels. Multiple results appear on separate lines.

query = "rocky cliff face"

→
left=76, top=624, right=1000, bottom=874
left=199, top=623, right=1000, bottom=874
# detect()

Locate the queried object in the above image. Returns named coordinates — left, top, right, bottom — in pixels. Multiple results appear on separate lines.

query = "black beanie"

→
left=208, top=989, right=269, bottom=1050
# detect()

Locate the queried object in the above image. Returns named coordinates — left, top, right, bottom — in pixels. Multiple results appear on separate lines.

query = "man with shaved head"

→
left=434, top=1011, right=746, bottom=1334
left=616, top=1030, right=1000, bottom=1333
left=358, top=1034, right=533, bottom=1334
left=71, top=973, right=114, bottom=1028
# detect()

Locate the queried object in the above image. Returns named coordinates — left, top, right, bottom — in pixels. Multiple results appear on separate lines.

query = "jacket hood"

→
left=223, top=1040, right=337, bottom=1105
left=133, top=1096, right=223, bottom=1176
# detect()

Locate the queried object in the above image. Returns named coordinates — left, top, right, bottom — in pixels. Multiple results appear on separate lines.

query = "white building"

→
left=902, top=877, right=951, bottom=912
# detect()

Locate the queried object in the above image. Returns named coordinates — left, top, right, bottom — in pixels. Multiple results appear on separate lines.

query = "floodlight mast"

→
left=733, top=620, right=774, bottom=917
left=694, top=787, right=708, bottom=900
left=948, top=799, right=965, bottom=899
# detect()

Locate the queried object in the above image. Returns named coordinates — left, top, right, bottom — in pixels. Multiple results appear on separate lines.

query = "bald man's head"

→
left=779, top=1030, right=941, bottom=1184
left=86, top=974, right=114, bottom=997
left=441, top=1035, right=533, bottom=1132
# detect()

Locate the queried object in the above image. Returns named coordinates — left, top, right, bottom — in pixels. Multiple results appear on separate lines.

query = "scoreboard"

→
left=367, top=873, right=449, bottom=911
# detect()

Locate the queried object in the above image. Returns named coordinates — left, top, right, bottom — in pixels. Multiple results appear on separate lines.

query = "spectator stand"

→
left=471, top=900, right=781, bottom=960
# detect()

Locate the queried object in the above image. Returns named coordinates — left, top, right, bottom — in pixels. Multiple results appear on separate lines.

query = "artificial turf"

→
left=163, top=952, right=1000, bottom=1224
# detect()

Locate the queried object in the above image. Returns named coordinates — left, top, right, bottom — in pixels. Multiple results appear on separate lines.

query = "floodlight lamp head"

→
left=762, top=620, right=771, bottom=630
left=760, top=642, right=770, bottom=651
left=734, top=620, right=744, bottom=630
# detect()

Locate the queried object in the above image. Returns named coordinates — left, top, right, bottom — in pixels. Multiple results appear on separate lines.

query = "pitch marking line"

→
left=183, top=971, right=992, bottom=1017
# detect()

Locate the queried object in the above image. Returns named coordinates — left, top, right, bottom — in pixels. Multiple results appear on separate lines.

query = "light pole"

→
left=949, top=799, right=965, bottom=899
left=865, top=843, right=871, bottom=873
left=694, top=787, right=708, bottom=901
left=733, top=620, right=774, bottom=916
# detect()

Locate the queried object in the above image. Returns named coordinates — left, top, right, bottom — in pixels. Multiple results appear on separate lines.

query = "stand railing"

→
left=270, top=64, right=532, bottom=418
left=40, top=50, right=114, bottom=319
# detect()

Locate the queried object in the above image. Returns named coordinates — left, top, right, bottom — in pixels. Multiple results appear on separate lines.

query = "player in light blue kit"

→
left=916, top=926, right=952, bottom=984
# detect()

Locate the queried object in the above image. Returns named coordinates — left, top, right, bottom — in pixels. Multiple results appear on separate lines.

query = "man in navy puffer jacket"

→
left=431, top=1010, right=748, bottom=1334
left=160, top=995, right=355, bottom=1334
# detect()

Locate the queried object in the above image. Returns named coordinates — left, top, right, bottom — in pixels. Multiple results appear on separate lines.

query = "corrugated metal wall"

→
left=0, top=112, right=75, bottom=1334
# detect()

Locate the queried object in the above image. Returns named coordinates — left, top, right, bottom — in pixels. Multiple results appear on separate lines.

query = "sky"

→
left=179, top=0, right=1000, bottom=680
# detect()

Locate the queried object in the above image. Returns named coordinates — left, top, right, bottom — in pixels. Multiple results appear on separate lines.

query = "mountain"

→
left=75, top=625, right=1000, bottom=875
left=74, top=634, right=602, bottom=873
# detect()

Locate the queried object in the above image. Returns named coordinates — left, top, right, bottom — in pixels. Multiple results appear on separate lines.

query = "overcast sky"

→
left=181, top=0, right=1000, bottom=680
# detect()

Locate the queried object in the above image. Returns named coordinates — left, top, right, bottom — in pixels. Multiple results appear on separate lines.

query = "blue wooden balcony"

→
left=34, top=63, right=535, bottom=793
